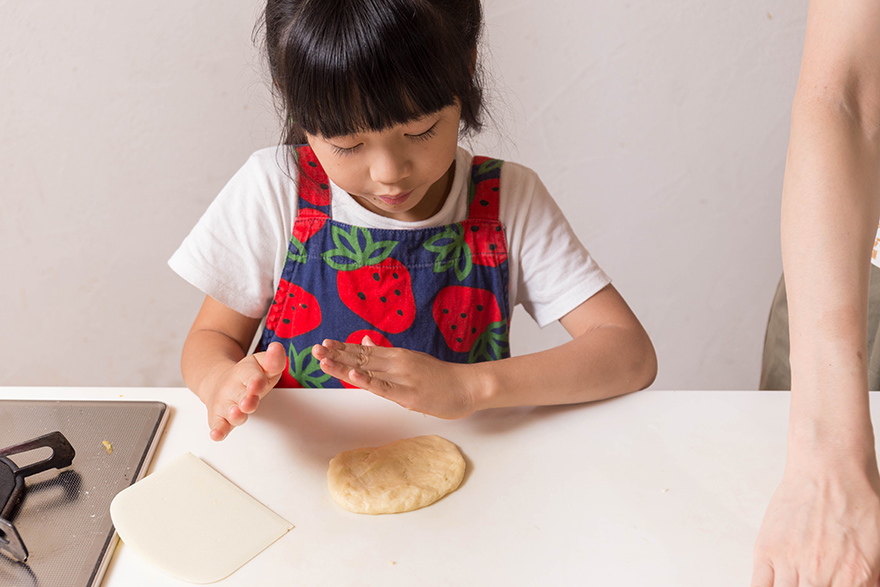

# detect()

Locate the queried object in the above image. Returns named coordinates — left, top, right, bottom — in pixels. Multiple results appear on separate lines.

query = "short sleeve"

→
left=168, top=148, right=296, bottom=319
left=502, top=163, right=611, bottom=328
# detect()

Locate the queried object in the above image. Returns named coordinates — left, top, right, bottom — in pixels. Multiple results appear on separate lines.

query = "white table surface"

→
left=0, top=387, right=846, bottom=586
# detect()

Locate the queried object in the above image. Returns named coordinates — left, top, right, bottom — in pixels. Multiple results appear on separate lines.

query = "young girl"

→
left=170, top=0, right=657, bottom=441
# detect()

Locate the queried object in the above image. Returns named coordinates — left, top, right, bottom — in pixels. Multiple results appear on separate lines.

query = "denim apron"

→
left=257, top=145, right=511, bottom=388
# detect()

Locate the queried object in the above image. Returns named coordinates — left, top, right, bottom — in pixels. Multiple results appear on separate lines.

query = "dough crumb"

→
left=102, top=440, right=113, bottom=455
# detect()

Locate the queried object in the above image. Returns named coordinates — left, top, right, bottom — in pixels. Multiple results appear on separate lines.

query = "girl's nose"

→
left=370, top=149, right=411, bottom=186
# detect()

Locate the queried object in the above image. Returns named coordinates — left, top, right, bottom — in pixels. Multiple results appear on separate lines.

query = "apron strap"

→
left=467, top=156, right=503, bottom=221
left=295, top=145, right=333, bottom=217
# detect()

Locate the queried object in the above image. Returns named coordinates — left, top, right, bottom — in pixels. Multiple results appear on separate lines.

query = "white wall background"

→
left=0, top=0, right=805, bottom=389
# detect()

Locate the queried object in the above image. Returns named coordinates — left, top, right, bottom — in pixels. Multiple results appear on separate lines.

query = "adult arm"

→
left=752, top=0, right=880, bottom=585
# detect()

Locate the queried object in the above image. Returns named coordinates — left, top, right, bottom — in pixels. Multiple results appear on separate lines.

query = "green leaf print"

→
left=287, top=237, right=308, bottom=264
left=322, top=225, right=398, bottom=271
left=289, top=343, right=332, bottom=388
left=467, top=159, right=502, bottom=206
left=477, top=159, right=503, bottom=176
left=467, top=320, right=510, bottom=364
left=423, top=225, right=473, bottom=281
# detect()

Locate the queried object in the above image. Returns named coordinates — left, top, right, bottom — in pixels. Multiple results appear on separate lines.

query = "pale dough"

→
left=109, top=453, right=293, bottom=584
left=328, top=435, right=465, bottom=514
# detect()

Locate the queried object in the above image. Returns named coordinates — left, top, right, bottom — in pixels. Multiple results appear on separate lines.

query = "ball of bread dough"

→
left=328, top=435, right=465, bottom=514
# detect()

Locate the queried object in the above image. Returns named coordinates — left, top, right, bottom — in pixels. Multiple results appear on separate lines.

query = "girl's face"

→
left=305, top=103, right=461, bottom=222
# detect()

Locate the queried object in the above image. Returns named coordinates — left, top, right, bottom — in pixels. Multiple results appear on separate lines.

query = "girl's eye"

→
left=407, top=123, right=438, bottom=142
left=331, top=143, right=362, bottom=157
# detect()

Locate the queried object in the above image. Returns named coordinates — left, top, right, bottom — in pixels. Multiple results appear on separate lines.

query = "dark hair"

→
left=260, top=0, right=484, bottom=145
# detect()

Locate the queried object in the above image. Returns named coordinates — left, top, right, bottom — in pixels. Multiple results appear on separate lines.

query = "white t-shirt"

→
left=169, top=146, right=610, bottom=330
left=873, top=223, right=880, bottom=267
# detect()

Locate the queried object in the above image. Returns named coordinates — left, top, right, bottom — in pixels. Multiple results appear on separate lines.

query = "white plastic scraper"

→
left=110, top=452, right=293, bottom=584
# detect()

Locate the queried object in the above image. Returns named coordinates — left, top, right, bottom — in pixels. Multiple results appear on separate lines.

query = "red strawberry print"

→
left=337, top=259, right=415, bottom=334
left=468, top=175, right=500, bottom=219
left=433, top=286, right=509, bottom=362
left=288, top=208, right=331, bottom=264
left=296, top=147, right=331, bottom=207
left=345, top=329, right=392, bottom=347
left=463, top=220, right=507, bottom=268
left=323, top=226, right=416, bottom=334
left=277, top=366, right=302, bottom=388
left=341, top=330, right=393, bottom=389
left=293, top=208, right=329, bottom=245
left=267, top=279, right=322, bottom=338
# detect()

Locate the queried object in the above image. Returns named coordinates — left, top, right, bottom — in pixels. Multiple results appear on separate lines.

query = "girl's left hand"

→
left=312, top=337, right=481, bottom=419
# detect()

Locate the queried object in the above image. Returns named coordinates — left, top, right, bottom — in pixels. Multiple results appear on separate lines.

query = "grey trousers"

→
left=760, top=266, right=880, bottom=391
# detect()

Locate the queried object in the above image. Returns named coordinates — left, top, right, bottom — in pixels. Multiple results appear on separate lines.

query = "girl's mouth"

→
left=376, top=191, right=412, bottom=206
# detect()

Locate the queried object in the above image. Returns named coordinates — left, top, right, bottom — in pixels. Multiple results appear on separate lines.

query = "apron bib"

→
left=258, top=145, right=511, bottom=388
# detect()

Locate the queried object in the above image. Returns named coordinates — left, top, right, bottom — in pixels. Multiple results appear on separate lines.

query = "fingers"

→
left=315, top=353, right=373, bottom=387
left=208, top=413, right=233, bottom=442
left=238, top=343, right=287, bottom=414
left=313, top=342, right=400, bottom=398
left=348, top=366, right=394, bottom=397
left=205, top=344, right=289, bottom=441
left=313, top=339, right=392, bottom=374
left=255, top=342, right=287, bottom=378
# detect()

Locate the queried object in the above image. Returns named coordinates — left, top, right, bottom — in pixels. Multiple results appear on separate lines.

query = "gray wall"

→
left=1, top=1, right=804, bottom=389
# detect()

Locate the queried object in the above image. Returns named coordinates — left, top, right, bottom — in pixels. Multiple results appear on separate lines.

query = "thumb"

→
left=255, top=342, right=287, bottom=379
left=362, top=335, right=376, bottom=346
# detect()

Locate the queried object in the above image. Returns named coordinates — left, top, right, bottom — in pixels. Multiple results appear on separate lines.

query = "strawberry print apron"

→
left=257, top=145, right=511, bottom=388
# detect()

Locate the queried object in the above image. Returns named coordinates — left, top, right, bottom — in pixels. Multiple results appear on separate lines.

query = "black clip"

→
left=0, top=431, right=76, bottom=562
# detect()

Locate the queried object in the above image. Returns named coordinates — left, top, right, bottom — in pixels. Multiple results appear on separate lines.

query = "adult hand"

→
left=312, top=337, right=480, bottom=419
left=751, top=451, right=880, bottom=586
left=199, top=341, right=287, bottom=441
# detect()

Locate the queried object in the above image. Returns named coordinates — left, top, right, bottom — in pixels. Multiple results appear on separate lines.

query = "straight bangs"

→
left=273, top=0, right=477, bottom=142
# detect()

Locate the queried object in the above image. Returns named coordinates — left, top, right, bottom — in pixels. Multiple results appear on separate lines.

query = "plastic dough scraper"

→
left=110, top=452, right=293, bottom=584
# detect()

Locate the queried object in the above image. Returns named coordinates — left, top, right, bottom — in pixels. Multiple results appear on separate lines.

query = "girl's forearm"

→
left=470, top=323, right=657, bottom=411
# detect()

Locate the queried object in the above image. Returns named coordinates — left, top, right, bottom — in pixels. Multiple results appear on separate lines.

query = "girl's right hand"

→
left=200, top=342, right=287, bottom=441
